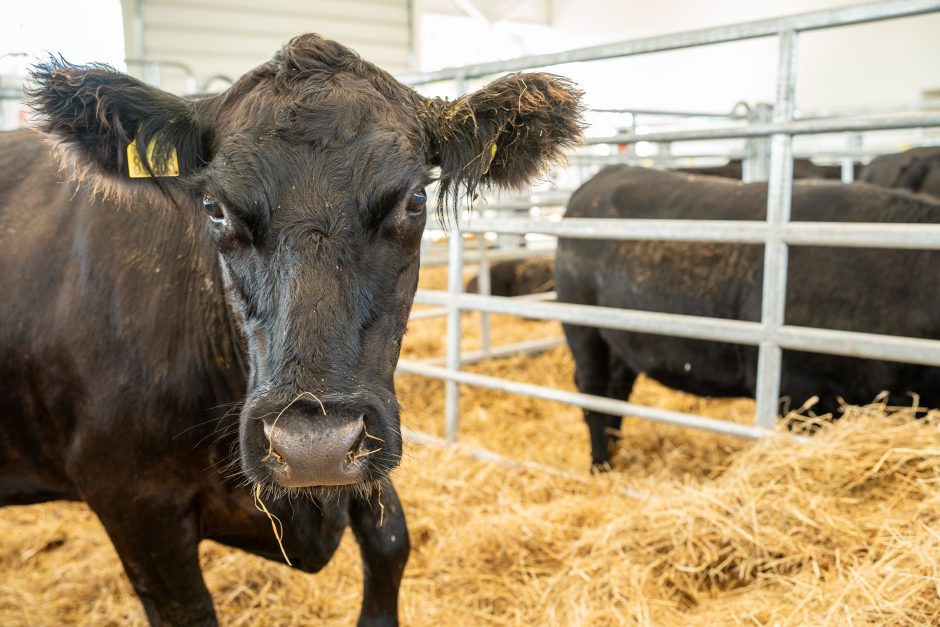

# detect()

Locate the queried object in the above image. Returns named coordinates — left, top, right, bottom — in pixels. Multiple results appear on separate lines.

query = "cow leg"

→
left=563, top=324, right=626, bottom=471
left=202, top=485, right=347, bottom=574
left=349, top=481, right=409, bottom=627
left=84, top=487, right=215, bottom=626
left=602, top=355, right=637, bottom=459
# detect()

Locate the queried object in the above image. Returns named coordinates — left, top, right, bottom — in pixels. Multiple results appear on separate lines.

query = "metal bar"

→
left=124, top=58, right=198, bottom=93
left=409, top=306, right=449, bottom=321
left=397, top=360, right=771, bottom=439
left=755, top=29, right=797, bottom=431
left=797, top=99, right=940, bottom=119
left=420, top=246, right=555, bottom=267
left=468, top=200, right=557, bottom=212
left=414, top=291, right=940, bottom=367
left=775, top=325, right=940, bottom=366
left=416, top=290, right=768, bottom=345
left=444, top=233, right=464, bottom=442
left=399, top=0, right=940, bottom=84
left=591, top=107, right=746, bottom=118
left=460, top=218, right=768, bottom=241
left=410, top=291, right=557, bottom=322
left=458, top=218, right=940, bottom=250
left=585, top=113, right=940, bottom=145
left=423, top=194, right=573, bottom=217
left=569, top=147, right=927, bottom=166
left=400, top=427, right=650, bottom=500
left=518, top=291, right=558, bottom=301
left=477, top=238, right=492, bottom=356
left=200, top=74, right=235, bottom=93
left=476, top=196, right=573, bottom=212
left=418, top=337, right=567, bottom=367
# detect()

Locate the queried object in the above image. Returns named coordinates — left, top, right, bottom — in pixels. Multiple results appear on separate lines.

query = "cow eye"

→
left=406, top=187, right=427, bottom=213
left=203, top=195, right=225, bottom=222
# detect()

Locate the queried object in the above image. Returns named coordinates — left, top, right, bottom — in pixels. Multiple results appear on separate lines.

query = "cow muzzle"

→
left=263, top=412, right=369, bottom=487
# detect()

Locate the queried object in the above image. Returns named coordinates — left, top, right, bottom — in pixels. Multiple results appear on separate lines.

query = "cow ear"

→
left=425, top=72, right=584, bottom=211
left=27, top=59, right=211, bottom=186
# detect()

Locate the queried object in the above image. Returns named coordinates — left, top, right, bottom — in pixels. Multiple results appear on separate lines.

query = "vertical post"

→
left=477, top=236, right=491, bottom=357
left=624, top=112, right=639, bottom=162
left=184, top=71, right=198, bottom=95
left=659, top=141, right=672, bottom=168
left=142, top=62, right=162, bottom=89
left=497, top=207, right=516, bottom=249
left=420, top=230, right=431, bottom=259
left=744, top=103, right=773, bottom=182
left=122, top=0, right=146, bottom=66
left=453, top=72, right=467, bottom=99
left=406, top=0, right=420, bottom=72
left=755, top=29, right=797, bottom=431
left=444, top=227, right=464, bottom=442
left=444, top=70, right=468, bottom=442
left=841, top=133, right=862, bottom=183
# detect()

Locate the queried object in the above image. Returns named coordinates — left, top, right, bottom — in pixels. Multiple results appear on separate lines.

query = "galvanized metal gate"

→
left=396, top=1, right=940, bottom=462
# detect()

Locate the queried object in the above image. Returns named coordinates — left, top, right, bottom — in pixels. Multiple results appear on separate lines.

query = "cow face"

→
left=29, top=34, right=583, bottom=496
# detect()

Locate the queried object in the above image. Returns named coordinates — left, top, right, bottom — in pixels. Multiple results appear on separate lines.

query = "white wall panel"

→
left=144, top=29, right=407, bottom=62
left=149, top=0, right=409, bottom=22
left=126, top=0, right=412, bottom=93
left=141, top=6, right=409, bottom=45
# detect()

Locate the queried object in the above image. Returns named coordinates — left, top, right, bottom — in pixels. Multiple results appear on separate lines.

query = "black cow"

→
left=466, top=258, right=555, bottom=296
left=556, top=166, right=940, bottom=470
left=860, top=146, right=940, bottom=199
left=0, top=35, right=583, bottom=625
left=679, top=157, right=860, bottom=181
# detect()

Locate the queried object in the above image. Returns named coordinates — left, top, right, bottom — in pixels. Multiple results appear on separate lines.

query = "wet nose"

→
left=264, top=412, right=368, bottom=487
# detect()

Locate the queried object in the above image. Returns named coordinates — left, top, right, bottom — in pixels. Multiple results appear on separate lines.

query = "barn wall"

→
left=120, top=0, right=413, bottom=93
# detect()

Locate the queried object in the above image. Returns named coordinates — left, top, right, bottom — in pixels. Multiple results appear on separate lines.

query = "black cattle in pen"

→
left=860, top=146, right=940, bottom=200
left=465, top=257, right=556, bottom=296
left=0, top=34, right=583, bottom=625
left=556, top=166, right=940, bottom=470
left=678, top=157, right=861, bottom=181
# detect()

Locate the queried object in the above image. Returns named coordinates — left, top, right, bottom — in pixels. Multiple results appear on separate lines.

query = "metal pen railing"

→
left=400, top=0, right=940, bottom=445
left=124, top=58, right=198, bottom=94
left=398, top=0, right=939, bottom=85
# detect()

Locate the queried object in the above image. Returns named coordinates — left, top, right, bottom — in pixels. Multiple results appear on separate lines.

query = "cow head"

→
left=28, top=34, right=583, bottom=496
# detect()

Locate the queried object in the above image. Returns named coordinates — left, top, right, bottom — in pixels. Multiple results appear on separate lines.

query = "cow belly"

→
left=602, top=330, right=756, bottom=398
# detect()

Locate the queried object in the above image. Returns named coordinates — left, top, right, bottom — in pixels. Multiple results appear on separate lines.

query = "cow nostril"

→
left=344, top=418, right=368, bottom=467
left=262, top=420, right=287, bottom=466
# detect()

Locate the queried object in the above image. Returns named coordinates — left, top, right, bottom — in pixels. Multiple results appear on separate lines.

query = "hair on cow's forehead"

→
left=194, top=34, right=432, bottom=233
left=214, top=34, right=426, bottom=146
left=200, top=125, right=428, bottom=238
left=202, top=45, right=431, bottom=231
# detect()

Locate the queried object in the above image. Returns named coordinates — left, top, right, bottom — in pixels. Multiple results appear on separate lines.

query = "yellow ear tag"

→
left=482, top=142, right=497, bottom=176
left=127, top=136, right=180, bottom=178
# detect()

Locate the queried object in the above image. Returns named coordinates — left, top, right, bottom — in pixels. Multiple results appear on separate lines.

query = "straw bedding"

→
left=1, top=265, right=938, bottom=625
